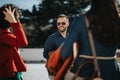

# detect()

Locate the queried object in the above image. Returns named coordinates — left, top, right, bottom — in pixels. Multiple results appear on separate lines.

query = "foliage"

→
left=20, top=0, right=91, bottom=48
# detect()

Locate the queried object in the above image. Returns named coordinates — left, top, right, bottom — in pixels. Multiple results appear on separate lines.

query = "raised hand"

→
left=3, top=6, right=17, bottom=23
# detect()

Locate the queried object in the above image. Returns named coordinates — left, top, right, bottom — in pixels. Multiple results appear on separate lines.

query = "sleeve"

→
left=0, top=22, right=28, bottom=47
left=43, top=35, right=55, bottom=59
left=61, top=16, right=82, bottom=60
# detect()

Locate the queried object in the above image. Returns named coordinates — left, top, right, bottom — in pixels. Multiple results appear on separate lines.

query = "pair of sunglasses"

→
left=57, top=22, right=66, bottom=26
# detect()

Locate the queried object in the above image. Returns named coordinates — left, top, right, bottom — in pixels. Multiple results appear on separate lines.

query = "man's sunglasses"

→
left=57, top=22, right=66, bottom=26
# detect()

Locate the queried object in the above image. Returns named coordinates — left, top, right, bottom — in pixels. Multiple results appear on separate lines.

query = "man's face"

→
left=57, top=17, right=69, bottom=32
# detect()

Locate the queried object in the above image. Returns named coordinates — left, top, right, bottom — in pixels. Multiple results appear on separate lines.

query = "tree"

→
left=21, top=0, right=91, bottom=48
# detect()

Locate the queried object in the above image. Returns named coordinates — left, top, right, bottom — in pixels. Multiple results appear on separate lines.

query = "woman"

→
left=61, top=0, right=120, bottom=80
left=0, top=4, right=28, bottom=80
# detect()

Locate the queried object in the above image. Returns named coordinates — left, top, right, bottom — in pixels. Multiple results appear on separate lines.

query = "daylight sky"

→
left=0, top=0, right=120, bottom=11
left=0, top=0, right=41, bottom=11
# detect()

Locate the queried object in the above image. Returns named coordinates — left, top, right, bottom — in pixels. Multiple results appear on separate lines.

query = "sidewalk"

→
left=22, top=63, right=49, bottom=80
left=22, top=62, right=120, bottom=80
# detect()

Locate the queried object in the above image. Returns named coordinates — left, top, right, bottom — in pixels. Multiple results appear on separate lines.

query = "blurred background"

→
left=0, top=0, right=102, bottom=48
left=0, top=0, right=120, bottom=80
left=0, top=0, right=120, bottom=48
left=0, top=0, right=96, bottom=62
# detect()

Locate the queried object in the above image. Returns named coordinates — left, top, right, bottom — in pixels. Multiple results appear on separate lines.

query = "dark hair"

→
left=86, top=0, right=120, bottom=45
left=0, top=4, right=21, bottom=29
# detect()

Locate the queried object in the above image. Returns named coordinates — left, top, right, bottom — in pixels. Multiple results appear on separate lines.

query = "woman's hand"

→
left=3, top=6, right=17, bottom=23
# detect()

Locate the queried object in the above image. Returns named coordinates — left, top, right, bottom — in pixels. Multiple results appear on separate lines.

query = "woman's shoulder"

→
left=71, top=14, right=85, bottom=27
left=70, top=14, right=86, bottom=28
left=72, top=14, right=85, bottom=21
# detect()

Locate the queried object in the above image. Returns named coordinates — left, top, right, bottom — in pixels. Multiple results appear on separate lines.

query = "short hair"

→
left=57, top=14, right=69, bottom=21
left=0, top=4, right=21, bottom=29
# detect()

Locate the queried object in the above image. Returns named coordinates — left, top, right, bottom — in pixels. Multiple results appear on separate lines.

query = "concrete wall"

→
left=19, top=48, right=46, bottom=62
left=19, top=48, right=120, bottom=62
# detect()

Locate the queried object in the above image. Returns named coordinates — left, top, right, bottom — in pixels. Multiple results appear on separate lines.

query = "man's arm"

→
left=43, top=35, right=55, bottom=59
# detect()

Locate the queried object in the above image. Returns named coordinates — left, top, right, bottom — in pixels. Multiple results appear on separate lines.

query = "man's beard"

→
left=58, top=27, right=66, bottom=32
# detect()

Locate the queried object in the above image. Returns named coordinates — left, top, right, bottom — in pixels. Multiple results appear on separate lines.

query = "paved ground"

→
left=22, top=62, right=120, bottom=80
left=22, top=63, right=49, bottom=80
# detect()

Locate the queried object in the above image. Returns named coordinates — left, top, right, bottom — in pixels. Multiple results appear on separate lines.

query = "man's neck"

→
left=60, top=31, right=67, bottom=38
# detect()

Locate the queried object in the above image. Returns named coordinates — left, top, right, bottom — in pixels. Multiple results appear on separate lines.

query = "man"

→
left=43, top=14, right=69, bottom=80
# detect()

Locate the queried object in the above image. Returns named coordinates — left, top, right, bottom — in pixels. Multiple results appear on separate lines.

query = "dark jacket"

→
left=61, top=15, right=120, bottom=80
